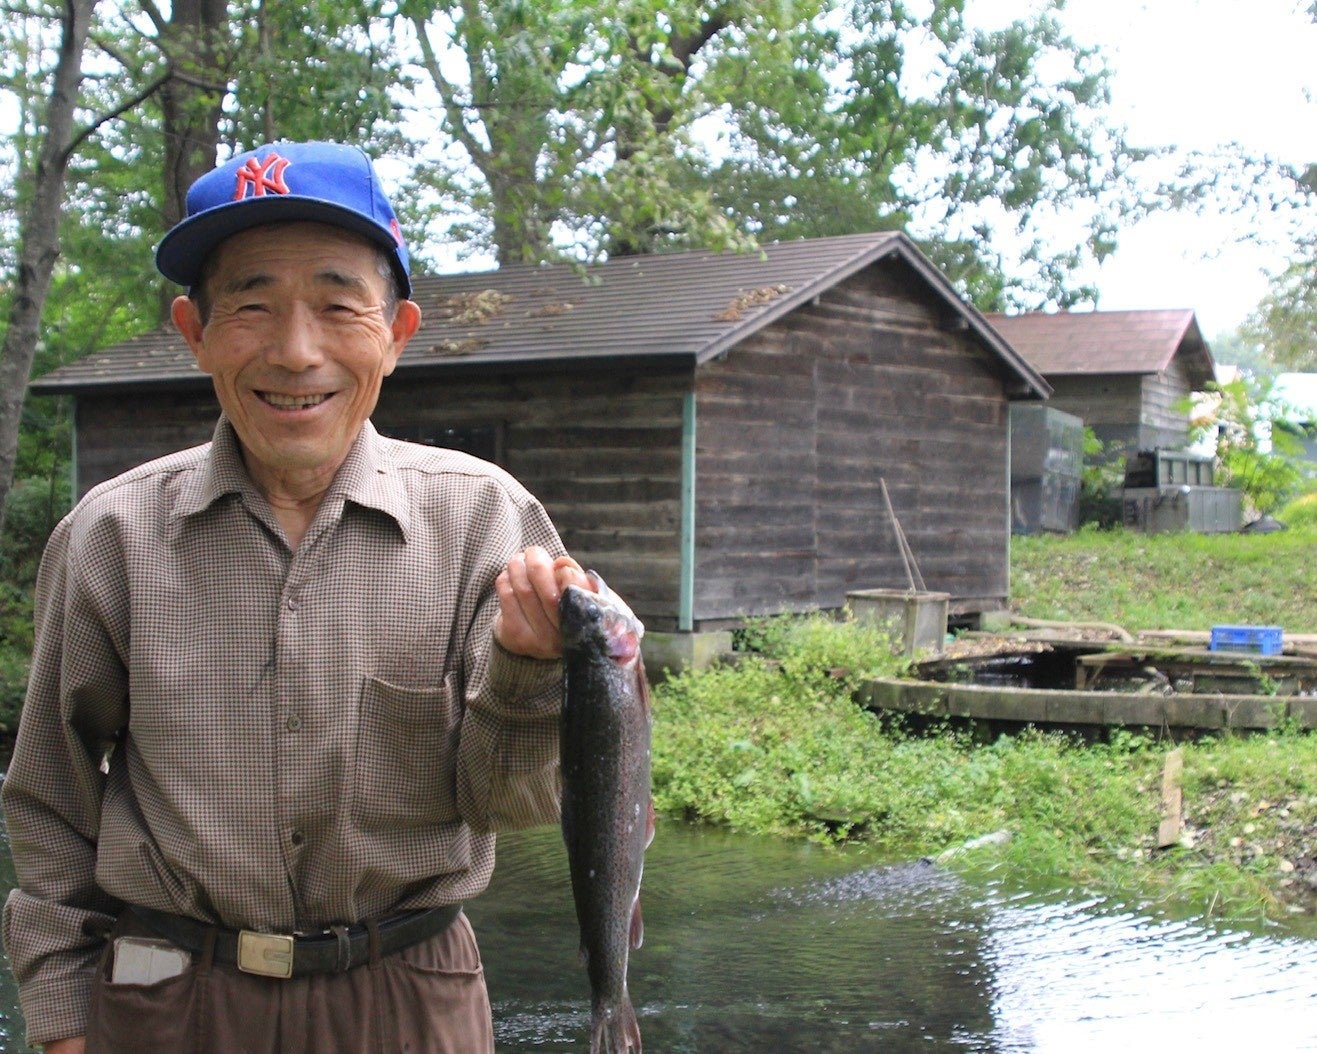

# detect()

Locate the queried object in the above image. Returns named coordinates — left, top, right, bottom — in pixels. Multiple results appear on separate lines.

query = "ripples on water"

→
left=0, top=821, right=1314, bottom=1051
left=475, top=825, right=1317, bottom=1053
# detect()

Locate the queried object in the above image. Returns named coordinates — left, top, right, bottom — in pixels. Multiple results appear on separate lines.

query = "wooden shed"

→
left=33, top=232, right=1048, bottom=633
left=985, top=309, right=1216, bottom=458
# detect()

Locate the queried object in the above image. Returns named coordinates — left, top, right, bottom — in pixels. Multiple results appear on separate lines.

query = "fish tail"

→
left=590, top=993, right=642, bottom=1053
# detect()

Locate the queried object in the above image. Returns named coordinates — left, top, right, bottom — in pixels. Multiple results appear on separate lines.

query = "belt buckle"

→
left=237, top=930, right=295, bottom=979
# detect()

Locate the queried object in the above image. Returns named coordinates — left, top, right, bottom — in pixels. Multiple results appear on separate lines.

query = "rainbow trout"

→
left=559, top=571, right=654, bottom=1054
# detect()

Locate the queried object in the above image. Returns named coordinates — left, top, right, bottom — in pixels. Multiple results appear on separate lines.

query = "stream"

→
left=0, top=822, right=1313, bottom=1051
left=472, top=824, right=1316, bottom=1052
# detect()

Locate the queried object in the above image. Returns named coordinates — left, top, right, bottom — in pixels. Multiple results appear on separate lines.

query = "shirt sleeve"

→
left=455, top=492, right=569, bottom=834
left=2, top=514, right=129, bottom=1046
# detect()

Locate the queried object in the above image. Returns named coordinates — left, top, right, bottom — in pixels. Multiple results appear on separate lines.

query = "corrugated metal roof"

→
left=33, top=231, right=1048, bottom=397
left=984, top=308, right=1216, bottom=388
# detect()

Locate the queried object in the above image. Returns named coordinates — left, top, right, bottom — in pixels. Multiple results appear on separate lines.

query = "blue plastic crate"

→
left=1209, top=625, right=1283, bottom=655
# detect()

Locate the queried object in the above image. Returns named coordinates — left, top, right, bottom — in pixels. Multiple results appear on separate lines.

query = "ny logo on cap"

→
left=233, top=153, right=291, bottom=200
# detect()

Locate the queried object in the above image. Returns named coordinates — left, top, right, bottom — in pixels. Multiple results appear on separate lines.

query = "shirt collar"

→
left=175, top=418, right=412, bottom=539
left=327, top=420, right=413, bottom=540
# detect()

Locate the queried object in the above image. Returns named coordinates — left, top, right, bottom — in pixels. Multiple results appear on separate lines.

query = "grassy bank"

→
left=1009, top=524, right=1317, bottom=632
left=650, top=526, right=1317, bottom=929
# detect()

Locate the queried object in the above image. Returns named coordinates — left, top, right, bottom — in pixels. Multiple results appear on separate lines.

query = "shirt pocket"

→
left=353, top=671, right=461, bottom=830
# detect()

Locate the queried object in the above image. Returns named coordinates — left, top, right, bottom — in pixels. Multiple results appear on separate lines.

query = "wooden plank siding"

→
left=693, top=323, right=819, bottom=622
left=1045, top=361, right=1195, bottom=459
left=70, top=367, right=692, bottom=630
left=1139, top=355, right=1196, bottom=449
left=690, top=263, right=1011, bottom=627
left=75, top=386, right=220, bottom=493
left=1044, top=375, right=1145, bottom=457
left=372, top=366, right=690, bottom=629
left=811, top=268, right=1008, bottom=609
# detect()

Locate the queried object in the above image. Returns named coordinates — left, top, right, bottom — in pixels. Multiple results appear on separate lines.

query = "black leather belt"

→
left=129, top=903, right=462, bottom=979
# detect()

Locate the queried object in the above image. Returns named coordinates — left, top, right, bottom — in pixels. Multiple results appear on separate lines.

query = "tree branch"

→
left=137, top=0, right=167, bottom=37
left=60, top=69, right=172, bottom=163
left=410, top=13, right=489, bottom=166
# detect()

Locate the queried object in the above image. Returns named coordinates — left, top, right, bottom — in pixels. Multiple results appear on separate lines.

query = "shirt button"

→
left=290, top=830, right=305, bottom=848
left=286, top=715, right=303, bottom=732
left=286, top=597, right=300, bottom=611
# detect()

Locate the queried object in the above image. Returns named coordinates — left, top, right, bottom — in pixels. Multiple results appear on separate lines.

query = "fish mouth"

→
left=258, top=391, right=333, bottom=410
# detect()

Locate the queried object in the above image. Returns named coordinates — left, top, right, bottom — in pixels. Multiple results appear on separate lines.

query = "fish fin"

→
left=590, top=993, right=642, bottom=1053
left=630, top=893, right=644, bottom=950
left=645, top=798, right=656, bottom=849
left=634, top=656, right=651, bottom=719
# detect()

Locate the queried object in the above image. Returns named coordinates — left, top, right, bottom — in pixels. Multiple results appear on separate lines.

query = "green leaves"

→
left=1187, top=375, right=1311, bottom=516
left=1244, top=230, right=1317, bottom=372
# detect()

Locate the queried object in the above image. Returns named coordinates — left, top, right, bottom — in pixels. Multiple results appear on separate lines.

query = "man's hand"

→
left=45, top=1038, right=85, bottom=1054
left=492, top=546, right=591, bottom=660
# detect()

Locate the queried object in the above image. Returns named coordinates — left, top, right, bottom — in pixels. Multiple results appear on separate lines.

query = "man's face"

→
left=173, top=222, right=419, bottom=492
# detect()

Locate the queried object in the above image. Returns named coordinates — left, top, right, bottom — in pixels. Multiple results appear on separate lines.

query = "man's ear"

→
left=385, top=299, right=422, bottom=376
left=172, top=296, right=206, bottom=362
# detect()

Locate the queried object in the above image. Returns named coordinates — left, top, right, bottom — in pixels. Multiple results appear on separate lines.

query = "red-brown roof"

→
left=33, top=232, right=1049, bottom=398
left=984, top=309, right=1215, bottom=388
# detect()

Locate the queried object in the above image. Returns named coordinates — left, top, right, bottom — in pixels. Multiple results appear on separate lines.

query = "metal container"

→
left=1123, top=449, right=1215, bottom=488
left=1010, top=405, right=1083, bottom=534
left=846, top=589, right=950, bottom=658
left=1121, top=486, right=1243, bottom=534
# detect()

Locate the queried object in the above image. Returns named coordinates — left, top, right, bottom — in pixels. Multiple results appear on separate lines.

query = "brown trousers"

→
left=85, top=911, right=494, bottom=1054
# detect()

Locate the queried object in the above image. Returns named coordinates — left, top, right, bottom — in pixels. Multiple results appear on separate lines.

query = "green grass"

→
left=1009, top=524, right=1317, bottom=632
left=651, top=527, right=1317, bottom=927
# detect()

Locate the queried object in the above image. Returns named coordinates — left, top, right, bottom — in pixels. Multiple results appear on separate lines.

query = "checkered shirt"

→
left=2, top=418, right=566, bottom=1045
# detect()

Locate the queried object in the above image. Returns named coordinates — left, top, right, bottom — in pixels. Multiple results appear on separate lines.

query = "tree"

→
left=1245, top=231, right=1317, bottom=372
left=405, top=0, right=781, bottom=265
left=0, top=0, right=100, bottom=539
left=1207, top=327, right=1278, bottom=381
left=698, top=0, right=1149, bottom=308
left=404, top=0, right=1147, bottom=307
left=1189, top=375, right=1309, bottom=518
left=224, top=0, right=407, bottom=152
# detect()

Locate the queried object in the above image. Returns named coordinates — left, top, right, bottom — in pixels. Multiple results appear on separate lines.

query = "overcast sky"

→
left=1044, top=0, right=1316, bottom=337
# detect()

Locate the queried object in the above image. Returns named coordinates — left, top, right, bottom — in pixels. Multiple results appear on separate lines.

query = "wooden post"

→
left=1157, top=748, right=1184, bottom=849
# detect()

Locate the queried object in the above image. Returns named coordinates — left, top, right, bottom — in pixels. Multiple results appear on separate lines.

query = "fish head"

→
left=559, top=570, right=645, bottom=667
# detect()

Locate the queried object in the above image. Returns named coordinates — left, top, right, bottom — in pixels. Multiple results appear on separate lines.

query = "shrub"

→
left=1278, top=491, right=1317, bottom=529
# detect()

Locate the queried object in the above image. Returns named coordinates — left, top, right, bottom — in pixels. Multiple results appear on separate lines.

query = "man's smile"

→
left=258, top=391, right=334, bottom=410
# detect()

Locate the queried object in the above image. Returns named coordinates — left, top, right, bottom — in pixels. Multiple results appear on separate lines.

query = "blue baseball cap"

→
left=155, top=141, right=411, bottom=297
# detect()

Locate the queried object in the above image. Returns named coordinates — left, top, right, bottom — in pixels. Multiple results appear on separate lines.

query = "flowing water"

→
left=0, top=822, right=1314, bottom=1051
left=472, top=825, right=1316, bottom=1052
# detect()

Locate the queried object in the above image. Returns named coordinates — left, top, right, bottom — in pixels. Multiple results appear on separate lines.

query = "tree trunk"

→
left=155, top=0, right=228, bottom=315
left=0, top=0, right=96, bottom=538
left=159, top=0, right=228, bottom=229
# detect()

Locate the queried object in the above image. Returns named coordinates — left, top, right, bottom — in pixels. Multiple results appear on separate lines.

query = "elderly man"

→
left=3, top=141, right=591, bottom=1053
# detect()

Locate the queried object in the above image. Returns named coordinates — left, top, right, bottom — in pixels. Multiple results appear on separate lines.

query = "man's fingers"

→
left=503, top=550, right=553, bottom=627
left=494, top=547, right=575, bottom=658
left=552, top=554, right=588, bottom=595
left=521, top=546, right=562, bottom=627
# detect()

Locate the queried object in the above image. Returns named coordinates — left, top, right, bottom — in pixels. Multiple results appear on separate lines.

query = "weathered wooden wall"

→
left=692, top=260, right=1013, bottom=627
left=1139, top=355, right=1197, bottom=449
left=374, top=366, right=689, bottom=628
left=75, top=386, right=219, bottom=494
left=1039, top=356, right=1196, bottom=459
